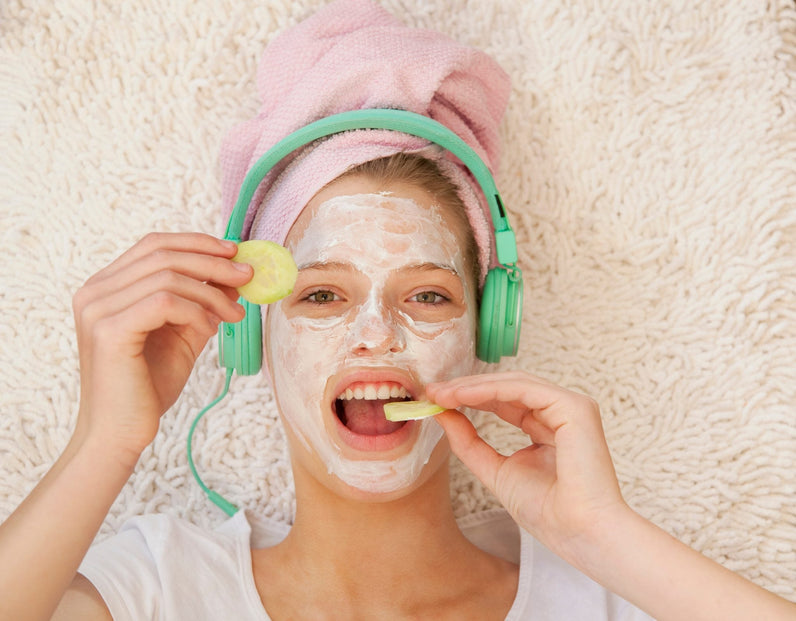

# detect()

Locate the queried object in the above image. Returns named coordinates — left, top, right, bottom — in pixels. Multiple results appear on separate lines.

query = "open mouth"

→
left=334, top=382, right=412, bottom=436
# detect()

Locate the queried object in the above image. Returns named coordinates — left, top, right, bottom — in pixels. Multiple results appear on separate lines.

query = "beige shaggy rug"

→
left=1, top=0, right=794, bottom=602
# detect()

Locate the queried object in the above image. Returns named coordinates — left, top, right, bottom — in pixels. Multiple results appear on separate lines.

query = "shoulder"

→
left=521, top=532, right=653, bottom=619
left=77, top=510, right=272, bottom=620
left=457, top=508, right=522, bottom=563
left=85, top=510, right=251, bottom=567
left=459, top=509, right=653, bottom=620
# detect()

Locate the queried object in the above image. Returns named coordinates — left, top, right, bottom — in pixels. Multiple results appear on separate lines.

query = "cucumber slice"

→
left=232, top=240, right=298, bottom=304
left=384, top=400, right=445, bottom=422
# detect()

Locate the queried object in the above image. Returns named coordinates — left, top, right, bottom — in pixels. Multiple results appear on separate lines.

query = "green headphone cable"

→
left=187, top=367, right=239, bottom=517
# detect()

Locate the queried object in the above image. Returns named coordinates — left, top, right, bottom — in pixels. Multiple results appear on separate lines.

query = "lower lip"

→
left=333, top=414, right=417, bottom=452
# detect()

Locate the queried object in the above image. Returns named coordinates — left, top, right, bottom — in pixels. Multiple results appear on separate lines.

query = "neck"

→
left=252, top=451, right=519, bottom=619
left=292, top=458, right=463, bottom=569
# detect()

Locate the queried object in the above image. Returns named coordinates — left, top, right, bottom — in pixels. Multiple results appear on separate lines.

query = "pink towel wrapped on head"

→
left=220, top=0, right=511, bottom=280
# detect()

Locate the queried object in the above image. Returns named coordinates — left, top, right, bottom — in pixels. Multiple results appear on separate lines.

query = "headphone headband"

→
left=225, top=109, right=518, bottom=268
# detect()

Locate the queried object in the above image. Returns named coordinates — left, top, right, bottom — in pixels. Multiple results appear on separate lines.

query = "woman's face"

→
left=265, top=175, right=479, bottom=498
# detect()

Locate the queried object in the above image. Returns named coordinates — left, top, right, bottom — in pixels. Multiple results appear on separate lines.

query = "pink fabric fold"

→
left=219, top=0, right=511, bottom=281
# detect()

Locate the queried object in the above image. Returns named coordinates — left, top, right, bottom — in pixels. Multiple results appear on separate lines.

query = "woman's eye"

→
left=305, top=290, right=338, bottom=304
left=411, top=291, right=448, bottom=304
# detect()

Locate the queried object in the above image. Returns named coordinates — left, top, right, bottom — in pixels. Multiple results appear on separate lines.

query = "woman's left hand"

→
left=426, top=371, right=629, bottom=563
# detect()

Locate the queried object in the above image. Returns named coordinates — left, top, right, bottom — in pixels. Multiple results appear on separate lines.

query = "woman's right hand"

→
left=71, top=232, right=252, bottom=465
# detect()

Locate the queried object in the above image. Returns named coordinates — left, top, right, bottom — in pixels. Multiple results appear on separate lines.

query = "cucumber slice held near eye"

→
left=384, top=401, right=446, bottom=422
left=232, top=240, right=298, bottom=305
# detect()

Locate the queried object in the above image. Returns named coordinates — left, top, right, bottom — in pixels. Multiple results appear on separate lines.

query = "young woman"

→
left=0, top=1, right=793, bottom=619
left=3, top=156, right=792, bottom=620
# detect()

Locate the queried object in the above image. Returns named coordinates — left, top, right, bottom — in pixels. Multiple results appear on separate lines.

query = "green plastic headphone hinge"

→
left=494, top=229, right=518, bottom=265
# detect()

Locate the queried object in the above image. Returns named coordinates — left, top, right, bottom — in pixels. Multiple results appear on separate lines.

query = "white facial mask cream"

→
left=267, top=193, right=478, bottom=494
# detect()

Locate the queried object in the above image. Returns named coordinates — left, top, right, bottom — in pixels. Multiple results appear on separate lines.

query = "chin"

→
left=287, top=425, right=452, bottom=504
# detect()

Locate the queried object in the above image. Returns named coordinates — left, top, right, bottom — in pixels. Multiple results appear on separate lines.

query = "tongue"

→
left=342, top=399, right=404, bottom=435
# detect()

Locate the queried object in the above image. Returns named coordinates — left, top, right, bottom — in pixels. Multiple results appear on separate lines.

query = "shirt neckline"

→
left=229, top=508, right=533, bottom=620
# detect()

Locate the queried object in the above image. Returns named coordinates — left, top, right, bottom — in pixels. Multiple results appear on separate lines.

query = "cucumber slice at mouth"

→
left=383, top=400, right=445, bottom=422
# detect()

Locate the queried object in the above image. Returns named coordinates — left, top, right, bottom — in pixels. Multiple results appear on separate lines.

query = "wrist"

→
left=557, top=501, right=641, bottom=581
left=71, top=403, right=157, bottom=471
left=66, top=425, right=144, bottom=475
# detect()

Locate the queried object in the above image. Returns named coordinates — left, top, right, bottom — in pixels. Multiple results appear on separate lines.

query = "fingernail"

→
left=232, top=261, right=251, bottom=272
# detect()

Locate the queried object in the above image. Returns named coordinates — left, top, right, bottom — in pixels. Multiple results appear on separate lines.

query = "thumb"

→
left=436, top=410, right=506, bottom=495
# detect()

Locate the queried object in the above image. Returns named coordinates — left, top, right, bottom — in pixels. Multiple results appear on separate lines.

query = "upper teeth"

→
left=338, top=383, right=409, bottom=401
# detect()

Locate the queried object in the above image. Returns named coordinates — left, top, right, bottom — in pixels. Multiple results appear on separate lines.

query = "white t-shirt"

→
left=78, top=509, right=652, bottom=620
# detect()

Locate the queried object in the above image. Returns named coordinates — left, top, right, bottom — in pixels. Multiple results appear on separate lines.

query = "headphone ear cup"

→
left=477, top=267, right=523, bottom=363
left=477, top=268, right=508, bottom=363
left=218, top=299, right=262, bottom=376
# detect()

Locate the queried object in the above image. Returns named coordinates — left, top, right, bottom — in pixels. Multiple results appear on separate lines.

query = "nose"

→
left=347, top=295, right=406, bottom=356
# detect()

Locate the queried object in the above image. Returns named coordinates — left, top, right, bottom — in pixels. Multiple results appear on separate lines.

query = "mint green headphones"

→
left=218, top=109, right=522, bottom=372
left=192, top=109, right=524, bottom=516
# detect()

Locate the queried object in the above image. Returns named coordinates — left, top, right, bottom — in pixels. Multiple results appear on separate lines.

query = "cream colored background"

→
left=1, top=0, right=794, bottom=601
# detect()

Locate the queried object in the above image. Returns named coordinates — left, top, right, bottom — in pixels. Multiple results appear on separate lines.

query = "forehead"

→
left=286, top=191, right=465, bottom=271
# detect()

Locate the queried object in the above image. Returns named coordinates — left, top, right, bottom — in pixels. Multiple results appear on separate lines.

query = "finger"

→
left=447, top=397, right=530, bottom=429
left=78, top=270, right=246, bottom=334
left=428, top=371, right=557, bottom=404
left=75, top=234, right=250, bottom=320
left=430, top=371, right=558, bottom=394
left=428, top=375, right=543, bottom=430
left=87, top=232, right=240, bottom=285
left=522, top=416, right=557, bottom=447
left=428, top=373, right=598, bottom=436
left=93, top=290, right=222, bottom=356
left=459, top=396, right=557, bottom=445
left=434, top=410, right=506, bottom=496
left=85, top=249, right=252, bottom=304
left=216, top=283, right=247, bottom=303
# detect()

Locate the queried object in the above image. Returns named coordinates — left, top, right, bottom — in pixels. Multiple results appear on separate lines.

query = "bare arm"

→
left=0, top=233, right=251, bottom=621
left=579, top=504, right=795, bottom=621
left=428, top=372, right=796, bottom=621
left=0, top=435, right=132, bottom=621
left=51, top=569, right=114, bottom=620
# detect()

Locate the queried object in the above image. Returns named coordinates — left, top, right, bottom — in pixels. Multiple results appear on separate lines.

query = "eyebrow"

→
left=297, top=260, right=460, bottom=277
left=296, top=260, right=359, bottom=272
left=402, top=262, right=462, bottom=278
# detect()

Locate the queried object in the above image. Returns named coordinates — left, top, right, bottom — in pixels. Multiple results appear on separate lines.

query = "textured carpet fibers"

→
left=1, top=0, right=794, bottom=600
